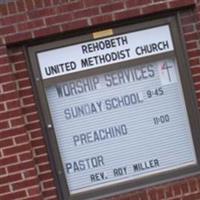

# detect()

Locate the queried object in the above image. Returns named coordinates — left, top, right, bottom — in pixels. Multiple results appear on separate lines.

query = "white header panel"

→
left=37, top=25, right=174, bottom=79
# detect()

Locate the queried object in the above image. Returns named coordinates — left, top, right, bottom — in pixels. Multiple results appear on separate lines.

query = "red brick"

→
left=44, top=0, right=53, bottom=7
left=22, top=196, right=43, bottom=200
left=0, top=38, right=5, bottom=46
left=182, top=24, right=195, bottom=33
left=0, top=173, right=22, bottom=184
left=101, top=2, right=124, bottom=13
left=33, top=0, right=44, bottom=8
left=0, top=138, right=13, bottom=148
left=16, top=0, right=26, bottom=12
left=45, top=13, right=72, bottom=25
left=0, top=127, right=26, bottom=139
left=1, top=14, right=27, bottom=25
left=193, top=75, right=200, bottom=83
left=28, top=7, right=56, bottom=19
left=43, top=180, right=55, bottom=189
left=0, top=121, right=9, bottom=129
left=7, top=160, right=35, bottom=173
left=188, top=49, right=200, bottom=58
left=182, top=193, right=200, bottom=200
left=22, top=96, right=35, bottom=105
left=5, top=32, right=32, bottom=44
left=0, top=64, right=12, bottom=74
left=52, top=0, right=60, bottom=5
left=0, top=167, right=6, bottom=175
left=173, top=183, right=182, bottom=195
left=3, top=82, right=16, bottom=92
left=188, top=179, right=198, bottom=192
left=0, top=46, right=7, bottom=55
left=0, top=190, right=27, bottom=200
left=0, top=109, right=22, bottom=121
left=35, top=155, right=49, bottom=164
left=195, top=12, right=200, bottom=23
left=28, top=186, right=41, bottom=196
left=153, top=0, right=165, bottom=2
left=114, top=8, right=140, bottom=21
left=3, top=143, right=31, bottom=156
left=25, top=0, right=35, bottom=10
left=0, top=110, right=9, bottom=120
left=39, top=171, right=55, bottom=181
left=157, top=188, right=165, bottom=199
left=26, top=122, right=42, bottom=131
left=142, top=3, right=168, bottom=15
left=184, top=32, right=198, bottom=41
left=169, top=0, right=195, bottom=10
left=148, top=189, right=157, bottom=200
left=118, top=196, right=130, bottom=200
left=196, top=21, right=200, bottom=30
left=12, top=178, right=39, bottom=190
left=9, top=52, right=25, bottom=63
left=15, top=71, right=29, bottom=80
left=23, top=169, right=37, bottom=178
left=191, top=66, right=200, bottom=74
left=27, top=113, right=39, bottom=122
left=34, top=26, right=61, bottom=38
left=126, top=0, right=151, bottom=7
left=19, top=152, right=33, bottom=161
left=186, top=41, right=198, bottom=50
left=17, top=19, right=45, bottom=31
left=0, top=103, right=5, bottom=111
left=195, top=83, right=200, bottom=90
left=30, top=130, right=43, bottom=139
left=0, top=26, right=16, bottom=35
left=15, top=134, right=29, bottom=144
left=62, top=19, right=88, bottom=31
left=19, top=88, right=33, bottom=98
left=0, top=74, right=13, bottom=83
left=7, top=2, right=17, bottom=14
left=73, top=8, right=99, bottom=18
left=0, top=91, right=19, bottom=102
left=22, top=105, right=37, bottom=114
left=137, top=191, right=148, bottom=200
left=57, top=1, right=84, bottom=13
left=31, top=138, right=45, bottom=147
left=0, top=155, right=17, bottom=165
left=0, top=185, right=10, bottom=194
left=6, top=100, right=20, bottom=109
left=0, top=56, right=9, bottom=65
left=14, top=62, right=27, bottom=71
left=181, top=15, right=195, bottom=25
left=0, top=4, right=8, bottom=15
left=84, top=0, right=109, bottom=7
left=165, top=186, right=173, bottom=198
left=42, top=188, right=57, bottom=197
left=189, top=58, right=200, bottom=66
left=34, top=146, right=47, bottom=156
left=39, top=163, right=51, bottom=172
left=11, top=117, right=25, bottom=127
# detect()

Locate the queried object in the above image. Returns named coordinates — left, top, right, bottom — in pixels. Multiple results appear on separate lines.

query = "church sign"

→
left=27, top=16, right=200, bottom=200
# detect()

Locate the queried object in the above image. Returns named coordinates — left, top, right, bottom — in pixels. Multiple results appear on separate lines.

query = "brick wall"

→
left=1, top=0, right=200, bottom=200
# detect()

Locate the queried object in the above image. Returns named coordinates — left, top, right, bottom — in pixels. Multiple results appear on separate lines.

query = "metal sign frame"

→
left=26, top=15, right=200, bottom=200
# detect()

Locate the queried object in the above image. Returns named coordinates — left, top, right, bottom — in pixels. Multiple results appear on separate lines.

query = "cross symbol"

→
left=161, top=61, right=173, bottom=82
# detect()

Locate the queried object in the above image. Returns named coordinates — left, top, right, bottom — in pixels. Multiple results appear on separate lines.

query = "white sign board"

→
left=37, top=25, right=173, bottom=79
left=46, top=58, right=196, bottom=193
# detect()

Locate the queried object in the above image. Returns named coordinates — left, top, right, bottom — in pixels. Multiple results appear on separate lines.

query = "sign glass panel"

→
left=45, top=57, right=196, bottom=193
